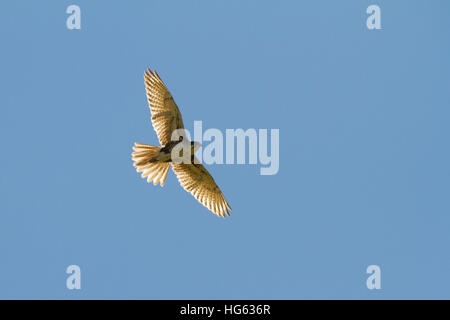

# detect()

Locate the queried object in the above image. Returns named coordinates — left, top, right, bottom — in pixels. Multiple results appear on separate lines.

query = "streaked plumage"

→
left=144, top=69, right=184, bottom=146
left=132, top=68, right=231, bottom=217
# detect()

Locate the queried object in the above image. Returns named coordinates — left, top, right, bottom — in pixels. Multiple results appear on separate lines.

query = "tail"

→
left=132, top=142, right=170, bottom=187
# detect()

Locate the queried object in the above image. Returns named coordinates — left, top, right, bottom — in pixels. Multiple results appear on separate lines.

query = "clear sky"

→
left=1, top=0, right=449, bottom=299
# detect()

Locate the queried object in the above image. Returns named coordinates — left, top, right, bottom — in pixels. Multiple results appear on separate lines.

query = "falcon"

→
left=132, top=68, right=232, bottom=217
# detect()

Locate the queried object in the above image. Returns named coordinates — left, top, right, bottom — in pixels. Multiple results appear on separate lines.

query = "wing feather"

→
left=172, top=162, right=231, bottom=217
left=144, top=68, right=184, bottom=146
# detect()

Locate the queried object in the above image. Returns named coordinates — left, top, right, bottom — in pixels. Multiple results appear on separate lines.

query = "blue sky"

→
left=1, top=0, right=449, bottom=299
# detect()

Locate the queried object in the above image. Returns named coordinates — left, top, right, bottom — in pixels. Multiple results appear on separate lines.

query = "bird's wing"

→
left=172, top=161, right=231, bottom=217
left=144, top=68, right=185, bottom=146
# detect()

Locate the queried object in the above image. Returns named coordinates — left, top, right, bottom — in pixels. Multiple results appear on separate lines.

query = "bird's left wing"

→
left=144, top=68, right=185, bottom=146
left=172, top=162, right=231, bottom=217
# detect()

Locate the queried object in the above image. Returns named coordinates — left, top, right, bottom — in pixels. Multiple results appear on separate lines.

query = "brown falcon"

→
left=131, top=68, right=231, bottom=218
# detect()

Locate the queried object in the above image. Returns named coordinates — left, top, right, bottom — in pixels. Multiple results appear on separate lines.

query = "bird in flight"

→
left=132, top=68, right=231, bottom=218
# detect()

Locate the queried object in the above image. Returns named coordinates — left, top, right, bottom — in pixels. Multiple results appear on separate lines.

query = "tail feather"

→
left=132, top=142, right=170, bottom=187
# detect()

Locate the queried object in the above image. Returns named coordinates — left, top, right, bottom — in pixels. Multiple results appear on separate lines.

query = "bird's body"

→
left=132, top=68, right=231, bottom=217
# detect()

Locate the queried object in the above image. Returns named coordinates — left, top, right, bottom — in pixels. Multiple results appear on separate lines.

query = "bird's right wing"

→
left=144, top=68, right=185, bottom=146
left=172, top=161, right=231, bottom=217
